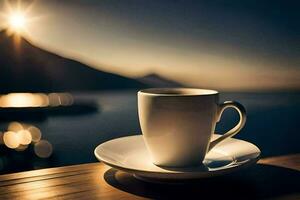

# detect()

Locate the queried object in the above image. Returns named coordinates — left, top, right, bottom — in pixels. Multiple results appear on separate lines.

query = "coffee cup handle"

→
left=208, top=101, right=247, bottom=151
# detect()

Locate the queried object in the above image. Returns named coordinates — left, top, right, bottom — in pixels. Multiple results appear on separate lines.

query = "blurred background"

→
left=0, top=0, right=299, bottom=174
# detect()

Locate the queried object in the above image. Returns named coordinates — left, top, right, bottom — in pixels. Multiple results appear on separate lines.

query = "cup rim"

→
left=138, top=88, right=219, bottom=96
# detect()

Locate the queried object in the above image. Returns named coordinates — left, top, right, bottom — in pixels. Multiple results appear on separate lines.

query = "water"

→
left=0, top=90, right=299, bottom=174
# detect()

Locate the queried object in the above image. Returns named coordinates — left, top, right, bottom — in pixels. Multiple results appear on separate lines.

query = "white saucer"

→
left=94, top=134, right=260, bottom=182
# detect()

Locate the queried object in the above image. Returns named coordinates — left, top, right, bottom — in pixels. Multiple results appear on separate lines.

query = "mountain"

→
left=0, top=30, right=145, bottom=93
left=137, top=73, right=182, bottom=87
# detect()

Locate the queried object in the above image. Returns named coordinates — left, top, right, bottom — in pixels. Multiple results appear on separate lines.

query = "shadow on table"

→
left=104, top=164, right=300, bottom=199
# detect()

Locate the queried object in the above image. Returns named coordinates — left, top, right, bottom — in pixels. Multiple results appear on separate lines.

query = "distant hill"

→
left=137, top=73, right=182, bottom=87
left=0, top=30, right=145, bottom=93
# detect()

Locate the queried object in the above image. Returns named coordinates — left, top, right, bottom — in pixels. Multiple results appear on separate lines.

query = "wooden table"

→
left=0, top=154, right=299, bottom=200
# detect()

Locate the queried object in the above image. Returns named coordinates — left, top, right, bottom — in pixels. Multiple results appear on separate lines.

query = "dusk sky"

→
left=1, top=0, right=299, bottom=90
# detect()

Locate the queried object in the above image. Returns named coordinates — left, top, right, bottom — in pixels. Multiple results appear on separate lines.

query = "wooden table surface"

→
left=0, top=154, right=299, bottom=200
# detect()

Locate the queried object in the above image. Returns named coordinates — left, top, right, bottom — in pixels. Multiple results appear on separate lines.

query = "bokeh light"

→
left=59, top=93, right=74, bottom=106
left=17, top=130, right=32, bottom=145
left=0, top=93, right=49, bottom=108
left=48, top=93, right=61, bottom=107
left=48, top=93, right=74, bottom=106
left=15, top=144, right=28, bottom=152
left=0, top=93, right=73, bottom=108
left=3, top=131, right=19, bottom=149
left=34, top=140, right=53, bottom=158
left=8, top=121, right=24, bottom=132
left=1, top=122, right=53, bottom=159
left=27, top=126, right=42, bottom=143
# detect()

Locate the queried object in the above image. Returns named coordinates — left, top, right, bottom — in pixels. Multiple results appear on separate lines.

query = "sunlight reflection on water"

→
left=0, top=93, right=73, bottom=108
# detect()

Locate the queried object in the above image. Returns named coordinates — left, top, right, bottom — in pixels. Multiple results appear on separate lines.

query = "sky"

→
left=0, top=0, right=299, bottom=91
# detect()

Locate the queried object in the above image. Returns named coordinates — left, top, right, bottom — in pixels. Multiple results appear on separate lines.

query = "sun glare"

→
left=0, top=0, right=40, bottom=36
left=9, top=12, right=26, bottom=30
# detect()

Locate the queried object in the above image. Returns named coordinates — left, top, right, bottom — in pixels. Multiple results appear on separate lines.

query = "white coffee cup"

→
left=138, top=88, right=246, bottom=167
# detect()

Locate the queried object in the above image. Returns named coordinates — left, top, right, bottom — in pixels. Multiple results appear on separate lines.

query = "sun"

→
left=0, top=0, right=40, bottom=36
left=9, top=12, right=27, bottom=31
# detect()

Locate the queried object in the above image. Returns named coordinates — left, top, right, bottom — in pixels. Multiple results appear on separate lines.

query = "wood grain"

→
left=0, top=154, right=299, bottom=200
